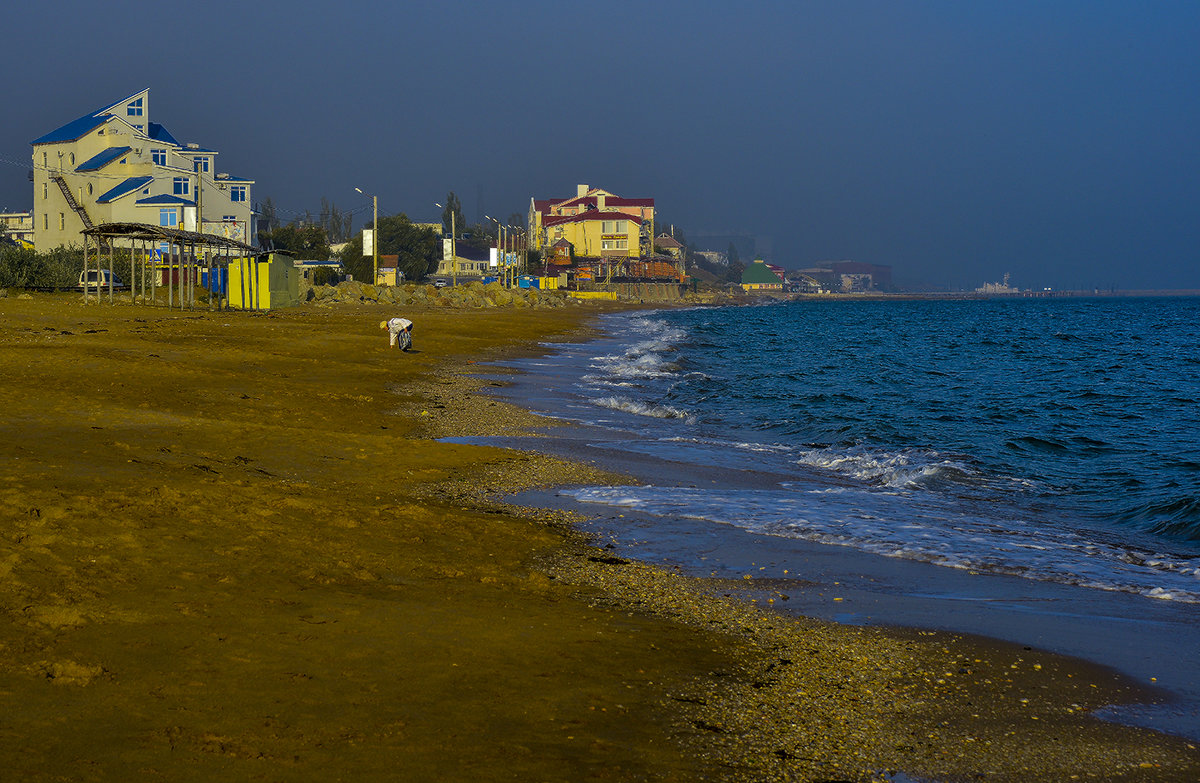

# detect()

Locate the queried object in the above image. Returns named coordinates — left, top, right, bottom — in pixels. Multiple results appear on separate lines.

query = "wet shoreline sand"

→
left=1, top=293, right=1197, bottom=781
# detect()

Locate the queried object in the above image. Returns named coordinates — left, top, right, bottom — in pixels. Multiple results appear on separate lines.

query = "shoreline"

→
left=442, top=305, right=1200, bottom=776
left=1, top=293, right=1197, bottom=781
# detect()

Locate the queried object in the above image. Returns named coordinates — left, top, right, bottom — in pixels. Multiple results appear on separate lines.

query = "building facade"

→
left=741, top=259, right=784, bottom=292
left=529, top=184, right=654, bottom=260
left=30, top=89, right=255, bottom=250
left=0, top=212, right=34, bottom=246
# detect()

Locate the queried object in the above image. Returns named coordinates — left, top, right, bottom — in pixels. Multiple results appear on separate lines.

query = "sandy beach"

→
left=1, top=291, right=1198, bottom=782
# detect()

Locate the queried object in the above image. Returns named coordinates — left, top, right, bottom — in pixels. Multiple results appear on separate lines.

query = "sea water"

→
left=512, top=298, right=1200, bottom=603
left=484, top=296, right=1200, bottom=738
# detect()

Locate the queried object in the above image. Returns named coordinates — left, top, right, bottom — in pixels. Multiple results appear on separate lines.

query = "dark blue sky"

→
left=3, top=1, right=1197, bottom=289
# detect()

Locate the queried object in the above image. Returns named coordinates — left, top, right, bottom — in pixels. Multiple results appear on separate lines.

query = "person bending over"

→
left=380, top=317, right=414, bottom=351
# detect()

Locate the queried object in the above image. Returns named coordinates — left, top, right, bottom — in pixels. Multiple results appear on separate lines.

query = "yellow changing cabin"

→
left=227, top=252, right=300, bottom=310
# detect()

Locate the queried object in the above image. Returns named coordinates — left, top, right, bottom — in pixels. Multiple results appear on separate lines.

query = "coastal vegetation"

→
left=0, top=244, right=83, bottom=290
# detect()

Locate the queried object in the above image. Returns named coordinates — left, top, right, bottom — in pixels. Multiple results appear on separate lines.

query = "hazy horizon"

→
left=2, top=1, right=1197, bottom=290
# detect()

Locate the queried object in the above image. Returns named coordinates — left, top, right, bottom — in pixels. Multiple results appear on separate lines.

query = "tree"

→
left=339, top=213, right=439, bottom=283
left=259, top=197, right=280, bottom=233
left=726, top=260, right=746, bottom=284
left=441, top=192, right=466, bottom=237
left=727, top=241, right=740, bottom=266
left=318, top=198, right=353, bottom=243
left=260, top=222, right=331, bottom=260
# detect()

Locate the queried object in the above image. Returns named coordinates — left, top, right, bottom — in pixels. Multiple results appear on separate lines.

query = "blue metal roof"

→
left=31, top=89, right=148, bottom=145
left=147, top=123, right=180, bottom=146
left=97, top=175, right=154, bottom=203
left=75, top=146, right=132, bottom=172
left=135, top=194, right=196, bottom=206
left=31, top=111, right=109, bottom=145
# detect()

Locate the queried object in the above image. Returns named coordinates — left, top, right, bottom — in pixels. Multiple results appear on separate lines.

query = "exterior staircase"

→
left=50, top=173, right=95, bottom=229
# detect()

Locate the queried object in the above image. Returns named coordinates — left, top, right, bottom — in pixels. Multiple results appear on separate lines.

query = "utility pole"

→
left=436, top=203, right=457, bottom=286
left=356, top=188, right=378, bottom=285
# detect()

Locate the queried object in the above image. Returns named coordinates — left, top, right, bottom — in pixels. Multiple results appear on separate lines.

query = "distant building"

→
left=434, top=241, right=490, bottom=279
left=529, top=184, right=655, bottom=261
left=741, top=259, right=783, bottom=292
left=795, top=260, right=893, bottom=292
left=829, top=260, right=892, bottom=290
left=653, top=233, right=684, bottom=260
left=0, top=211, right=34, bottom=246
left=694, top=250, right=728, bottom=267
left=30, top=89, right=256, bottom=250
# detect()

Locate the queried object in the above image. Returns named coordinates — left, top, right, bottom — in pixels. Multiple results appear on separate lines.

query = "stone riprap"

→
left=306, top=280, right=578, bottom=309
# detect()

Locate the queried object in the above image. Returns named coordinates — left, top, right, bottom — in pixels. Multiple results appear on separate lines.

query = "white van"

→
left=77, top=269, right=126, bottom=291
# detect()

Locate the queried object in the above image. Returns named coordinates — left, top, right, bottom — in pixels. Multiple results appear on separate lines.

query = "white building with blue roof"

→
left=30, top=89, right=255, bottom=250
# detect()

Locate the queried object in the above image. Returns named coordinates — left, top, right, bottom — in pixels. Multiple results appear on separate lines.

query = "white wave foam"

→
left=796, top=446, right=985, bottom=490
left=593, top=396, right=691, bottom=420
left=564, top=485, right=1200, bottom=604
left=660, top=436, right=794, bottom=454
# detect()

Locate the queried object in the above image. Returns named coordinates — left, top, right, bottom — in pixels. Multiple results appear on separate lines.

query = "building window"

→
left=87, top=183, right=93, bottom=195
left=152, top=149, right=167, bottom=165
left=223, top=215, right=236, bottom=221
left=193, top=157, right=209, bottom=173
left=173, top=178, right=190, bottom=196
left=160, top=208, right=178, bottom=228
left=601, top=239, right=628, bottom=251
left=230, top=186, right=246, bottom=202
left=69, top=153, right=75, bottom=166
left=43, top=214, right=48, bottom=229
left=42, top=152, right=47, bottom=167
left=127, top=97, right=143, bottom=117
left=59, top=213, right=65, bottom=230
left=42, top=183, right=47, bottom=199
left=601, top=220, right=627, bottom=234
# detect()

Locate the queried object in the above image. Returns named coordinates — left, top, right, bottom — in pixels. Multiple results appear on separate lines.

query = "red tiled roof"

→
left=654, top=235, right=683, bottom=248
left=543, top=211, right=644, bottom=227
left=535, top=195, right=654, bottom=216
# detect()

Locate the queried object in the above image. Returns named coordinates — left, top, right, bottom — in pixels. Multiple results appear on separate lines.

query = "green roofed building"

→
left=741, top=259, right=783, bottom=292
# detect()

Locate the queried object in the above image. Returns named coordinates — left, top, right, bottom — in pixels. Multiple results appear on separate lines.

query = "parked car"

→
left=76, top=269, right=126, bottom=291
left=433, top=279, right=449, bottom=288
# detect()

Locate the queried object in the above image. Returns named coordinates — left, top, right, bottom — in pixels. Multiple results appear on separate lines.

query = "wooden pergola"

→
left=80, top=222, right=264, bottom=310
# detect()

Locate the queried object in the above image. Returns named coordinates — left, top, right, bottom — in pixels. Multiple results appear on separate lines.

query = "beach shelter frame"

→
left=80, top=222, right=265, bottom=311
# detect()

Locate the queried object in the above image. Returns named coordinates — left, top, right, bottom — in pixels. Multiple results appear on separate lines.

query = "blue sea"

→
left=485, top=296, right=1200, bottom=737
left=514, top=298, right=1200, bottom=602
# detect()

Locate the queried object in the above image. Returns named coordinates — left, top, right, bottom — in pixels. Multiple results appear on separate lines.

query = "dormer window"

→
left=152, top=149, right=167, bottom=165
left=127, top=97, right=144, bottom=117
left=193, top=157, right=209, bottom=173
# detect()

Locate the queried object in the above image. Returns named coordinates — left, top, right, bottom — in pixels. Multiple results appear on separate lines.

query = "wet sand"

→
left=1, top=292, right=1198, bottom=781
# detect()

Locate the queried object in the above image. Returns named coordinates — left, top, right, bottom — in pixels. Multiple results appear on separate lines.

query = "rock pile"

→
left=305, top=280, right=580, bottom=309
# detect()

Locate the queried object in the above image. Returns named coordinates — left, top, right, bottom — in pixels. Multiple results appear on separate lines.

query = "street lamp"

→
left=485, top=215, right=503, bottom=285
left=435, top=202, right=456, bottom=286
left=355, top=187, right=378, bottom=286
